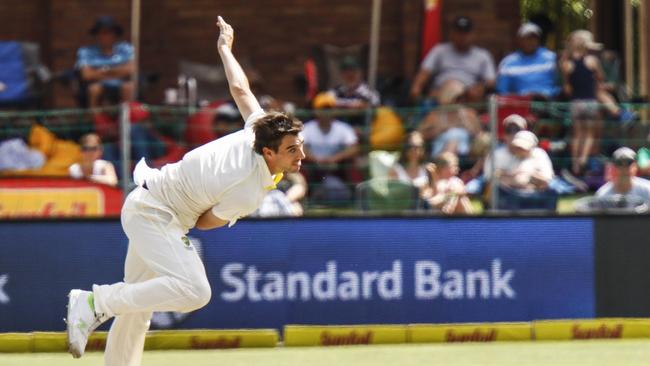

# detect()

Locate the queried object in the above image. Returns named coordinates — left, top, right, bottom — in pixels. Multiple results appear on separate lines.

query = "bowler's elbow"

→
left=195, top=210, right=229, bottom=230
left=229, top=83, right=250, bottom=98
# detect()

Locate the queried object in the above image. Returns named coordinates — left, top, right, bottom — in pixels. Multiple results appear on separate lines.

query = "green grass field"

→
left=2, top=340, right=649, bottom=366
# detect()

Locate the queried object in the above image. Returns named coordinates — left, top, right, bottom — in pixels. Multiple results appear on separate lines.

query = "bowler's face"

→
left=274, top=134, right=305, bottom=173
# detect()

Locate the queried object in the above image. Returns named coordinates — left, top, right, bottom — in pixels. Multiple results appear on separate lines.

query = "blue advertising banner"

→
left=0, top=218, right=594, bottom=332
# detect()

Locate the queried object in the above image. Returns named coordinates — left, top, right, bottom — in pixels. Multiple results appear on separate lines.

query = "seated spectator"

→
left=465, top=114, right=526, bottom=195
left=496, top=23, right=559, bottom=99
left=485, top=130, right=556, bottom=210
left=253, top=173, right=308, bottom=217
left=303, top=93, right=360, bottom=204
left=595, top=48, right=637, bottom=126
left=76, top=16, right=134, bottom=109
left=69, top=133, right=118, bottom=186
left=329, top=56, right=380, bottom=109
left=388, top=131, right=428, bottom=188
left=595, top=147, right=650, bottom=202
left=420, top=152, right=473, bottom=214
left=600, top=50, right=626, bottom=102
left=410, top=16, right=496, bottom=105
left=416, top=106, right=482, bottom=158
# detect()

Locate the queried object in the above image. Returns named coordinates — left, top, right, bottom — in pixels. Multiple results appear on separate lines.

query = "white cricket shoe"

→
left=66, top=289, right=106, bottom=358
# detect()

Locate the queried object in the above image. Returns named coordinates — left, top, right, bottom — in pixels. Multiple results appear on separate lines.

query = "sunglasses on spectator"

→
left=81, top=145, right=100, bottom=152
left=614, top=159, right=634, bottom=167
left=505, top=125, right=522, bottom=134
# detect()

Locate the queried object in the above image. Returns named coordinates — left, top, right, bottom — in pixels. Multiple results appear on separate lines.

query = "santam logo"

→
left=320, top=331, right=373, bottom=346
left=445, top=329, right=497, bottom=342
left=190, top=336, right=242, bottom=349
left=571, top=324, right=623, bottom=339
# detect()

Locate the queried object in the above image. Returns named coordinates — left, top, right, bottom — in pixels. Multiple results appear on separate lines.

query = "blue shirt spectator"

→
left=496, top=23, right=559, bottom=98
left=76, top=16, right=135, bottom=110
left=76, top=42, right=134, bottom=88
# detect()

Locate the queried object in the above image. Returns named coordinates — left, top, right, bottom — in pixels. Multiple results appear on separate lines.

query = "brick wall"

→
left=0, top=0, right=520, bottom=108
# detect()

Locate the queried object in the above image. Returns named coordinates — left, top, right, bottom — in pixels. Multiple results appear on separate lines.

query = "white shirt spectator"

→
left=484, top=145, right=554, bottom=189
left=421, top=43, right=496, bottom=89
left=302, top=119, right=358, bottom=159
left=69, top=159, right=117, bottom=187
left=69, top=159, right=113, bottom=179
left=391, top=163, right=428, bottom=188
left=596, top=177, right=650, bottom=202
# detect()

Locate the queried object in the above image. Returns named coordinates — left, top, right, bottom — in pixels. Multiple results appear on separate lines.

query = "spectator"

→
left=420, top=152, right=473, bottom=214
left=410, top=16, right=496, bottom=105
left=388, top=131, right=428, bottom=188
left=417, top=106, right=482, bottom=158
left=253, top=173, right=308, bottom=217
left=485, top=130, right=556, bottom=210
left=595, top=49, right=637, bottom=126
left=69, top=133, right=118, bottom=187
left=303, top=92, right=360, bottom=203
left=496, top=23, right=559, bottom=99
left=595, top=147, right=650, bottom=202
left=560, top=30, right=603, bottom=175
left=329, top=56, right=380, bottom=109
left=464, top=114, right=526, bottom=195
left=76, top=16, right=134, bottom=109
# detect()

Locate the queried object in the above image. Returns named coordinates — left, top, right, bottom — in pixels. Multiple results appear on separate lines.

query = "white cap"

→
left=612, top=147, right=636, bottom=162
left=517, top=22, right=542, bottom=38
left=570, top=30, right=603, bottom=51
left=511, top=130, right=538, bottom=151
left=503, top=114, right=527, bottom=130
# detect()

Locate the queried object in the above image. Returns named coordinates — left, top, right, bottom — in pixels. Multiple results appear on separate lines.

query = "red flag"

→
left=304, top=58, right=318, bottom=102
left=420, top=0, right=442, bottom=60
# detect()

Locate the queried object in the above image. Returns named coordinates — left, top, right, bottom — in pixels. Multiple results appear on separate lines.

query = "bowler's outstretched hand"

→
left=217, top=16, right=233, bottom=50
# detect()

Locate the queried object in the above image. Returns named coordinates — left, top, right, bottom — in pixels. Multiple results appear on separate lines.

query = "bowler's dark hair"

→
left=253, top=112, right=303, bottom=154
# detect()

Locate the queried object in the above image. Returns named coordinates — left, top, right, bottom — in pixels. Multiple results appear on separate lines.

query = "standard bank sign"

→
left=219, top=259, right=514, bottom=302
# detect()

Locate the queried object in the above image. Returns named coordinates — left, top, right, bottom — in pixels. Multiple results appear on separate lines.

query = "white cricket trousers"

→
left=93, top=187, right=211, bottom=366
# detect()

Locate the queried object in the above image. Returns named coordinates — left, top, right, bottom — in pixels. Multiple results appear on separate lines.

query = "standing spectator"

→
left=420, top=152, right=473, bottom=214
left=560, top=30, right=602, bottom=175
left=76, top=16, right=134, bottom=109
left=69, top=133, right=118, bottom=187
left=330, top=56, right=380, bottom=109
left=485, top=130, right=556, bottom=210
left=496, top=23, right=559, bottom=99
left=303, top=92, right=360, bottom=203
left=410, top=16, right=496, bottom=105
left=388, top=131, right=429, bottom=188
left=596, top=147, right=650, bottom=202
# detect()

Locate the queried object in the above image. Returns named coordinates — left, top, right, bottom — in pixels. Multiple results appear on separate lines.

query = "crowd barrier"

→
left=0, top=217, right=596, bottom=332
left=1, top=100, right=649, bottom=214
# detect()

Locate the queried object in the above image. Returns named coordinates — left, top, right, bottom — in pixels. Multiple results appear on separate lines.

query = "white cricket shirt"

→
left=141, top=109, right=280, bottom=231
